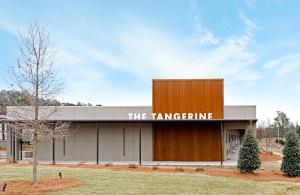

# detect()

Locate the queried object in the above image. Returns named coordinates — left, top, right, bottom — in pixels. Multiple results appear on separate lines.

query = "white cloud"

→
left=0, top=18, right=17, bottom=35
left=239, top=12, right=258, bottom=37
left=187, top=0, right=219, bottom=45
left=262, top=53, right=300, bottom=76
left=0, top=6, right=23, bottom=36
left=198, top=30, right=219, bottom=45
left=235, top=69, right=260, bottom=81
left=276, top=54, right=300, bottom=75
left=262, top=59, right=280, bottom=69
left=83, top=12, right=259, bottom=82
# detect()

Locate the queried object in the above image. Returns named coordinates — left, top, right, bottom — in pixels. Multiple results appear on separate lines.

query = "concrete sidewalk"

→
left=17, top=160, right=237, bottom=166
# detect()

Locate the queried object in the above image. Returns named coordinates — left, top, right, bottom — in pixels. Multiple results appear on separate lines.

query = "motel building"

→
left=3, top=79, right=256, bottom=165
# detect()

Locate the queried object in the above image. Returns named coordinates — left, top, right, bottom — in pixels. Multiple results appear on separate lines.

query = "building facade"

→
left=5, top=79, right=256, bottom=163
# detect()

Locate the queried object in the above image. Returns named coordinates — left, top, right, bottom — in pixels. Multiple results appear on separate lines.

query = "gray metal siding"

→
left=36, top=122, right=153, bottom=162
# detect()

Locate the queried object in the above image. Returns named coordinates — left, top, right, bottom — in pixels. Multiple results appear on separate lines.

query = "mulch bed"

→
left=0, top=178, right=81, bottom=195
left=259, top=152, right=282, bottom=161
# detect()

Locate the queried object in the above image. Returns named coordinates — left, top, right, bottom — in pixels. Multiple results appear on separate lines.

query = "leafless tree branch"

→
left=9, top=21, right=72, bottom=184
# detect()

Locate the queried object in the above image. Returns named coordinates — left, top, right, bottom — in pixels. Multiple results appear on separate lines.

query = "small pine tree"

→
left=281, top=130, right=300, bottom=177
left=237, top=128, right=261, bottom=173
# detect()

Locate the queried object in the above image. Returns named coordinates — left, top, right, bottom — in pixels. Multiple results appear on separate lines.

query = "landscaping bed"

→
left=1, top=178, right=81, bottom=195
left=259, top=151, right=282, bottom=161
left=44, top=163, right=300, bottom=183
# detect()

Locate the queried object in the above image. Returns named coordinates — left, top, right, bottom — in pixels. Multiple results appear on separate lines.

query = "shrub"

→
left=128, top=164, right=137, bottom=169
left=152, top=165, right=159, bottom=170
left=175, top=166, right=184, bottom=171
left=281, top=130, right=300, bottom=177
left=237, top=128, right=261, bottom=173
left=104, top=162, right=113, bottom=167
left=195, top=167, right=204, bottom=172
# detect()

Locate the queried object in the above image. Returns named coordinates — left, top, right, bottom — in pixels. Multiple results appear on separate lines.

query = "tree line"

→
left=0, top=89, right=96, bottom=115
left=256, top=111, right=300, bottom=141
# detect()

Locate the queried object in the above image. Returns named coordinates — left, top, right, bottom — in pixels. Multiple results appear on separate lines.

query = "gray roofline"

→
left=6, top=105, right=256, bottom=122
left=6, top=105, right=255, bottom=108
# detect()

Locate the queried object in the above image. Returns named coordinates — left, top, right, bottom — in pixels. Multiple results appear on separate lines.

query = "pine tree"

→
left=237, top=128, right=261, bottom=173
left=281, top=130, right=300, bottom=177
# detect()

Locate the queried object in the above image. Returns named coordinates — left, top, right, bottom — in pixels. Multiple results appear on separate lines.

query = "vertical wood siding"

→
left=152, top=79, right=224, bottom=119
left=153, top=122, right=222, bottom=161
left=152, top=79, right=224, bottom=161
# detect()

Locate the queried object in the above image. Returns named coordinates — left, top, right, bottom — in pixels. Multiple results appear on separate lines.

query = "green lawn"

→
left=1, top=165, right=300, bottom=195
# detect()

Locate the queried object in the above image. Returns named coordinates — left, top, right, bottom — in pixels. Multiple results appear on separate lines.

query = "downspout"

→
left=139, top=120, right=142, bottom=165
left=13, top=132, right=15, bottom=163
left=52, top=138, right=55, bottom=164
left=20, top=140, right=23, bottom=160
left=96, top=122, right=99, bottom=164
left=221, top=121, right=224, bottom=165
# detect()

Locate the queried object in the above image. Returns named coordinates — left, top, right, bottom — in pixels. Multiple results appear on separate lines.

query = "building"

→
left=0, top=115, right=7, bottom=149
left=5, top=79, right=256, bottom=164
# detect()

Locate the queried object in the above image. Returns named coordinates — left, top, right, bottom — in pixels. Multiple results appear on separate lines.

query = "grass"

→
left=1, top=165, right=300, bottom=194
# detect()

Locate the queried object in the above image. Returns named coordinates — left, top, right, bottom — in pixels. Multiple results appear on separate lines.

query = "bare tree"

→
left=8, top=22, right=71, bottom=184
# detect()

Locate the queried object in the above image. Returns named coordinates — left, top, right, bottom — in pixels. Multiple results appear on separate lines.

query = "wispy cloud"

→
left=276, top=54, right=300, bottom=75
left=262, top=59, right=280, bottom=69
left=0, top=6, right=21, bottom=36
left=84, top=11, right=259, bottom=82
left=239, top=12, right=258, bottom=38
left=0, top=18, right=18, bottom=35
left=0, top=1, right=260, bottom=84
left=187, top=0, right=219, bottom=45
left=263, top=53, right=300, bottom=76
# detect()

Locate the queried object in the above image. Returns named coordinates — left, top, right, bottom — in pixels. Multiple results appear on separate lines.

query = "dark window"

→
left=0, top=122, right=6, bottom=140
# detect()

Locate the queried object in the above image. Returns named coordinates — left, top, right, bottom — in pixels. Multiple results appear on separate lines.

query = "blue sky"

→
left=0, top=0, right=300, bottom=122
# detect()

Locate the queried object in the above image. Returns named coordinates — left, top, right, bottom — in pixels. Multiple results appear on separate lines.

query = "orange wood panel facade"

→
left=153, top=122, right=222, bottom=161
left=152, top=79, right=224, bottom=161
left=152, top=79, right=224, bottom=119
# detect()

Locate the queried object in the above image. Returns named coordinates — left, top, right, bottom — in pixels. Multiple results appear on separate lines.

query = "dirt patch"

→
left=1, top=178, right=81, bottom=195
left=259, top=152, right=282, bottom=161
left=0, top=147, right=6, bottom=151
